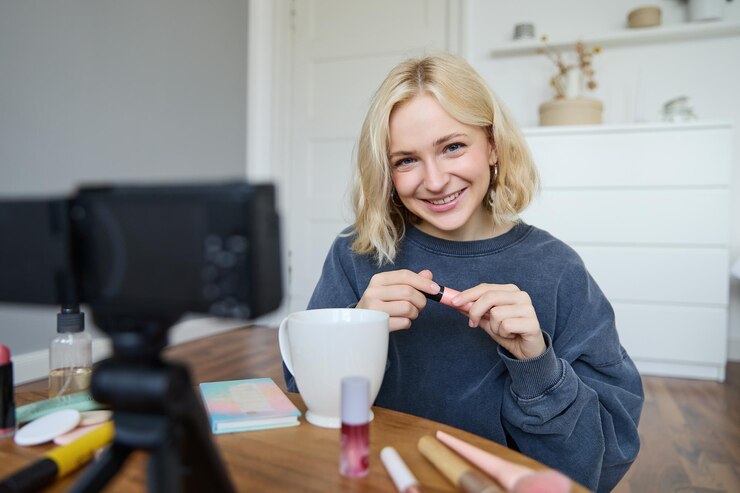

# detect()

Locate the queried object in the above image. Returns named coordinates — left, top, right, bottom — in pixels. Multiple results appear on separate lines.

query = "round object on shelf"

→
left=538, top=98, right=603, bottom=126
left=662, top=96, right=697, bottom=122
left=513, top=23, right=535, bottom=40
left=628, top=6, right=662, bottom=28
left=688, top=0, right=726, bottom=22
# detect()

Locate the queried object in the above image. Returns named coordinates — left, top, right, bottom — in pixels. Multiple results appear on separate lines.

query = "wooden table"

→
left=1, top=326, right=588, bottom=492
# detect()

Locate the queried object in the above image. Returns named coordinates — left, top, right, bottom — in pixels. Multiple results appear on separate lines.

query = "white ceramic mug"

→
left=279, top=308, right=389, bottom=428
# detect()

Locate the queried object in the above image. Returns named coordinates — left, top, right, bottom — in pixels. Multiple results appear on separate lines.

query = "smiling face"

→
left=388, top=93, right=497, bottom=241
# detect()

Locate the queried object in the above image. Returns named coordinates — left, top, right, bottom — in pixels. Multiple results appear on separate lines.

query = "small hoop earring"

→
left=391, top=188, right=403, bottom=208
left=487, top=162, right=498, bottom=208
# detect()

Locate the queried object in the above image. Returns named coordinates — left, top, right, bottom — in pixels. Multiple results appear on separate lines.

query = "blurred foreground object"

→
left=0, top=181, right=283, bottom=493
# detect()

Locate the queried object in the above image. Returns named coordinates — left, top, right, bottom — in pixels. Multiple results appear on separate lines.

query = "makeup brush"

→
left=436, top=430, right=571, bottom=493
left=418, top=435, right=503, bottom=493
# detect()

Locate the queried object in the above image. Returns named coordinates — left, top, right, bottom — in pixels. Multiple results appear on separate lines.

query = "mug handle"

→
left=278, top=316, right=293, bottom=375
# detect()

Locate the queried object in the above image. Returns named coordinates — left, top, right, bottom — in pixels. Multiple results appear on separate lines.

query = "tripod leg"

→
left=141, top=364, right=236, bottom=493
left=148, top=428, right=182, bottom=493
left=74, top=357, right=237, bottom=492
left=180, top=368, right=236, bottom=493
left=68, top=443, right=132, bottom=493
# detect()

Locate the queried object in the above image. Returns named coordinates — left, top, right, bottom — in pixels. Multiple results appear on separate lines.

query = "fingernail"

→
left=431, top=282, right=440, bottom=294
left=451, top=297, right=461, bottom=306
left=468, top=319, right=477, bottom=328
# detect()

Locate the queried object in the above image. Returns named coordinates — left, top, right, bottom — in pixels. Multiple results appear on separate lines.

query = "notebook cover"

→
left=199, top=377, right=301, bottom=434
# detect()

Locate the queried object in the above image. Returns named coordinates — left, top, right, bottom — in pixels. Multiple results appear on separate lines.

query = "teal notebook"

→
left=199, top=378, right=301, bottom=434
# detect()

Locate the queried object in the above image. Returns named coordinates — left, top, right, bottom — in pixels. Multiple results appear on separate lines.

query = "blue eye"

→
left=445, top=143, right=465, bottom=153
left=393, top=157, right=416, bottom=168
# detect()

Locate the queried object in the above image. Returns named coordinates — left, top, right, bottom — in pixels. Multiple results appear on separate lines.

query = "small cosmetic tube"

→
left=381, top=446, right=422, bottom=493
left=423, top=286, right=489, bottom=320
left=0, top=344, right=16, bottom=438
left=340, top=376, right=370, bottom=478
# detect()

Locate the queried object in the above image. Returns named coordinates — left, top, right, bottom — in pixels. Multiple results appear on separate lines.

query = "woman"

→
left=285, top=53, right=643, bottom=492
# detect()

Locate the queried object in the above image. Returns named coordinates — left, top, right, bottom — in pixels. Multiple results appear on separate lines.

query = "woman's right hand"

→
left=357, top=269, right=440, bottom=331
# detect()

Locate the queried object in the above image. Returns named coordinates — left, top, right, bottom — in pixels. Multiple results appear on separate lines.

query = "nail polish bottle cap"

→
left=341, top=376, right=370, bottom=425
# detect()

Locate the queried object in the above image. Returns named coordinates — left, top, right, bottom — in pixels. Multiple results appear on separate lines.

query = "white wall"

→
left=0, top=0, right=250, bottom=379
left=466, top=0, right=740, bottom=360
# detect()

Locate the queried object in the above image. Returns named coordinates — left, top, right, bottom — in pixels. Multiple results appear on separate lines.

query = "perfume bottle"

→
left=49, top=305, right=92, bottom=398
left=339, top=376, right=370, bottom=478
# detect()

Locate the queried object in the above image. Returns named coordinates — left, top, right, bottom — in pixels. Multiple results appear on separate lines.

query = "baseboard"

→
left=634, top=359, right=725, bottom=382
left=729, top=335, right=740, bottom=362
left=12, top=317, right=257, bottom=385
left=168, top=317, right=258, bottom=346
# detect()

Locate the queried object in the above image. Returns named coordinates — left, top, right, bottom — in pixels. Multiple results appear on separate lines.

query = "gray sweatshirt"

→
left=285, top=222, right=643, bottom=492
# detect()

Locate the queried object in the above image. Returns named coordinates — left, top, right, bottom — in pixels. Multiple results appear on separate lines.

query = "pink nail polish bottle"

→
left=339, top=376, right=370, bottom=478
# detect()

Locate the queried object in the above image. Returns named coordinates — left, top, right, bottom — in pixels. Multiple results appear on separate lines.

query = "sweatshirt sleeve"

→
left=499, top=262, right=644, bottom=493
left=283, top=233, right=361, bottom=392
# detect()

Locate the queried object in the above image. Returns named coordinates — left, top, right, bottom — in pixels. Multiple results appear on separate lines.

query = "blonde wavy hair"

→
left=351, top=53, right=538, bottom=265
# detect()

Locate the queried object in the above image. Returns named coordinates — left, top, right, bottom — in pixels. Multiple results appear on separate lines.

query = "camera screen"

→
left=0, top=183, right=282, bottom=322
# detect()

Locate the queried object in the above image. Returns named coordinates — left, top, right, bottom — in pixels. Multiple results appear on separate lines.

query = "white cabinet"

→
left=521, top=122, right=732, bottom=381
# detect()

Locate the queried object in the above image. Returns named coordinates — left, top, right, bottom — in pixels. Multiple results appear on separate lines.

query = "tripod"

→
left=69, top=315, right=235, bottom=493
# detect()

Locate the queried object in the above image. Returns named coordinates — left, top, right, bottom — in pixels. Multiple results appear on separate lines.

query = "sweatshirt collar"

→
left=403, top=221, right=532, bottom=257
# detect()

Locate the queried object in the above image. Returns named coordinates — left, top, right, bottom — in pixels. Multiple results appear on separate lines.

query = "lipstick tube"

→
left=0, top=344, right=16, bottom=438
left=424, top=286, right=489, bottom=320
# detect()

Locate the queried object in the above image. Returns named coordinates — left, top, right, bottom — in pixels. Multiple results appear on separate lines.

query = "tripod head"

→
left=94, top=312, right=176, bottom=362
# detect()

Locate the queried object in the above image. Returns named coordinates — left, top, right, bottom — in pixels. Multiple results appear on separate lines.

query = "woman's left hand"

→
left=451, top=284, right=546, bottom=360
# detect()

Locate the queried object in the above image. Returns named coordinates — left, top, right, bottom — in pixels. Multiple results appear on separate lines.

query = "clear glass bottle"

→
left=49, top=305, right=92, bottom=398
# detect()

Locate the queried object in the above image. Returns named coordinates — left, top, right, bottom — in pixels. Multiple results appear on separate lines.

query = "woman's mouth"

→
left=423, top=189, right=466, bottom=212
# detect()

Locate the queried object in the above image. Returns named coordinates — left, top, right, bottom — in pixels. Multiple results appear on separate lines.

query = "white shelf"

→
left=491, top=21, right=740, bottom=57
left=522, top=120, right=733, bottom=137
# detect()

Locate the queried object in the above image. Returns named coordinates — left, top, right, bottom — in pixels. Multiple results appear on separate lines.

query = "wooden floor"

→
left=613, top=362, right=740, bottom=493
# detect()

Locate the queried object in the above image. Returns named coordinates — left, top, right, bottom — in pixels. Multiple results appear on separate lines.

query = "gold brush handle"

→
left=418, top=435, right=503, bottom=493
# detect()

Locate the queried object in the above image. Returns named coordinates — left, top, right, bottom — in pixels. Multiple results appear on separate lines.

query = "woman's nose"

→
left=423, top=161, right=449, bottom=192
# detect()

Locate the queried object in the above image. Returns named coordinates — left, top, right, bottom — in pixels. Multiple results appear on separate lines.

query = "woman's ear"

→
left=487, top=126, right=498, bottom=164
left=488, top=140, right=498, bottom=165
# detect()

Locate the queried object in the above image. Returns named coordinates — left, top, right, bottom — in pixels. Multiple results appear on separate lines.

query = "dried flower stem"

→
left=538, top=35, right=601, bottom=98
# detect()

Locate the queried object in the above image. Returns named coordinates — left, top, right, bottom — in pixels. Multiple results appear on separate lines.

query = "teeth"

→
left=429, top=191, right=460, bottom=205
